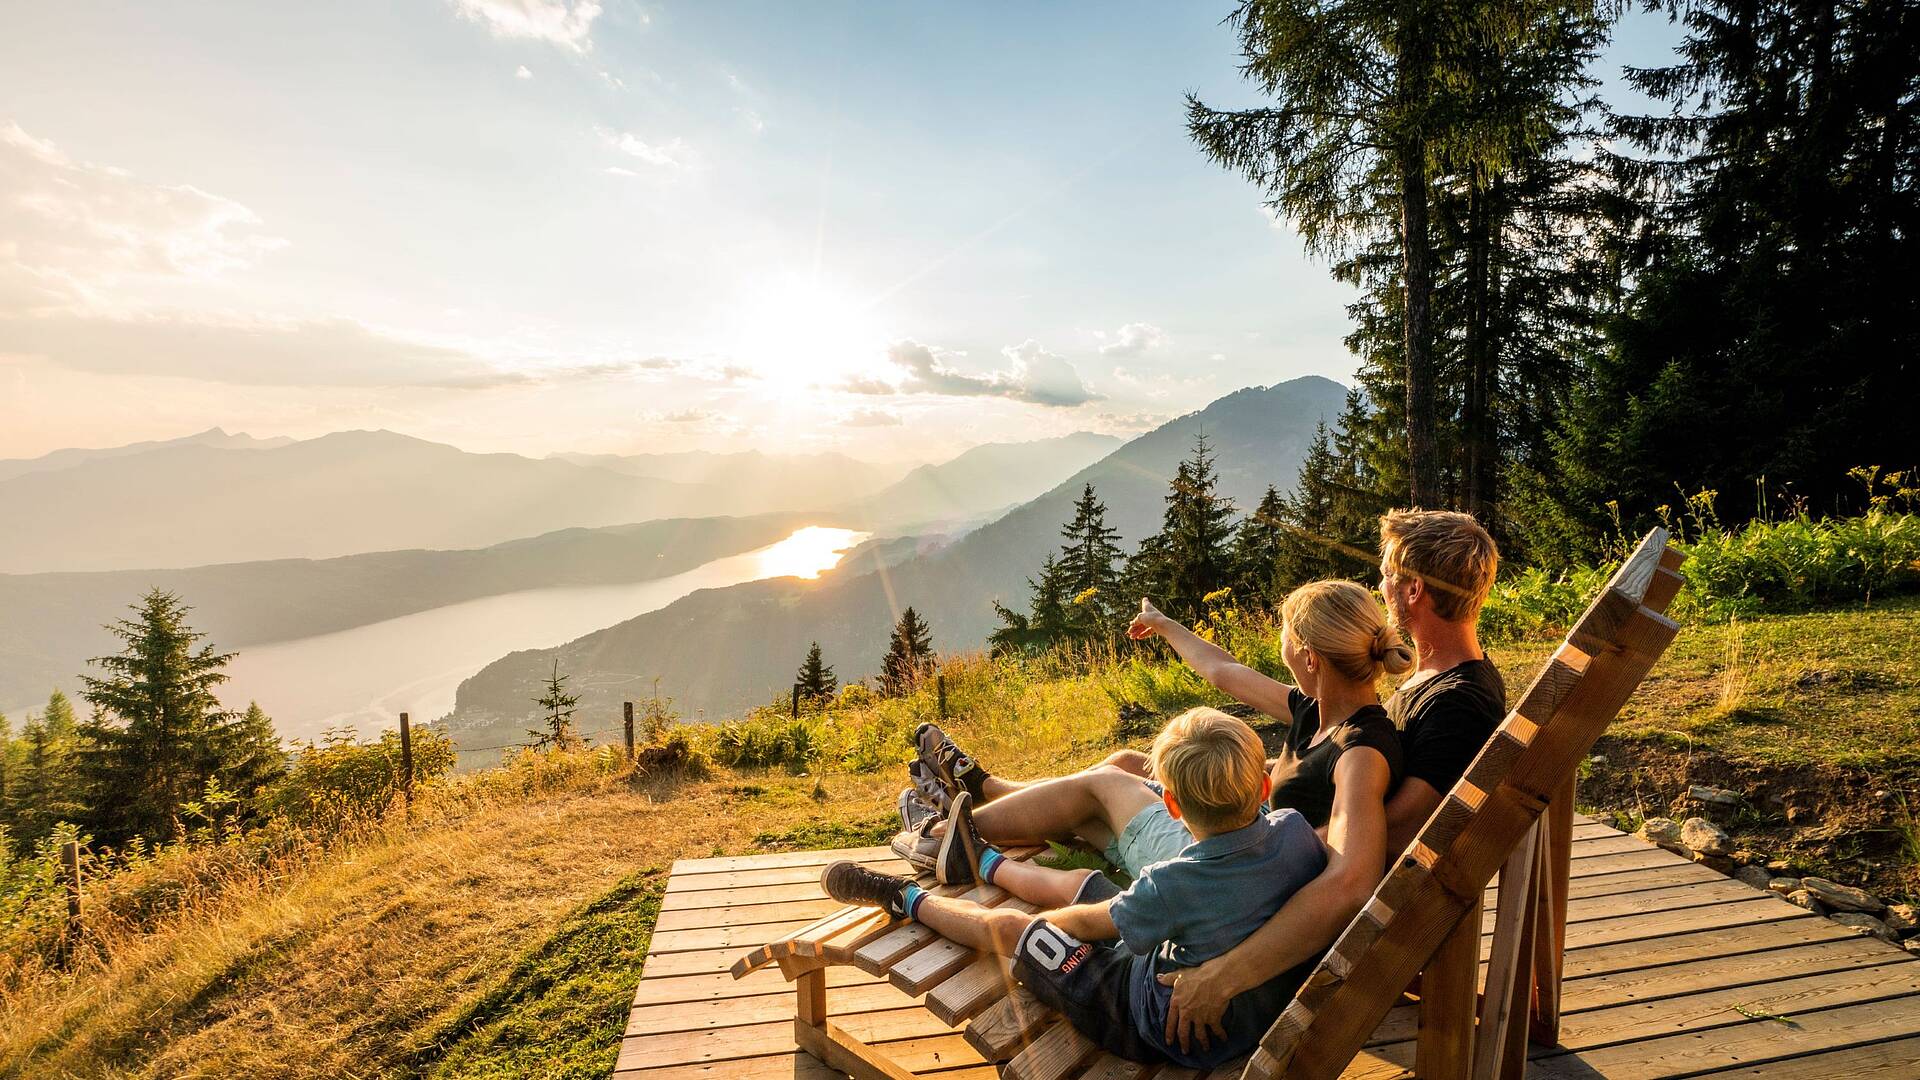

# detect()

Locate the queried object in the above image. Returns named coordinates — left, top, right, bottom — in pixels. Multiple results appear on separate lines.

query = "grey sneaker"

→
left=897, top=787, right=939, bottom=833
left=935, top=790, right=987, bottom=887
left=890, top=817, right=940, bottom=872
left=822, top=860, right=914, bottom=918
left=908, top=759, right=951, bottom=814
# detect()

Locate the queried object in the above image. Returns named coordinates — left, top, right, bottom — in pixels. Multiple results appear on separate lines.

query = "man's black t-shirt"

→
left=1272, top=688, right=1405, bottom=829
left=1387, top=658, right=1506, bottom=795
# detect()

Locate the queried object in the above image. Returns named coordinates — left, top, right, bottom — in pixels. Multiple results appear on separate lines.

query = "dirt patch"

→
left=1580, top=735, right=1920, bottom=902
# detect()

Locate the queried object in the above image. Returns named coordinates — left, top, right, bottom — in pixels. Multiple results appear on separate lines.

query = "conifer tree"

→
left=76, top=589, right=237, bottom=846
left=42, top=690, right=76, bottom=740
left=219, top=702, right=287, bottom=816
left=1149, top=434, right=1239, bottom=623
left=878, top=607, right=933, bottom=697
left=0, top=712, right=11, bottom=831
left=794, top=642, right=838, bottom=707
left=1232, top=485, right=1292, bottom=607
left=529, top=659, right=582, bottom=750
left=1056, top=484, right=1125, bottom=637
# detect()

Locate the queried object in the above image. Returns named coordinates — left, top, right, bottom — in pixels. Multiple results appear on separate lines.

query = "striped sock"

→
left=978, top=847, right=1005, bottom=885
left=901, top=883, right=928, bottom=921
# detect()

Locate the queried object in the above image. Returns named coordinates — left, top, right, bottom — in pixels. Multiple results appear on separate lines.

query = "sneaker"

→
left=908, top=759, right=951, bottom=814
left=890, top=817, right=940, bottom=872
left=897, top=786, right=940, bottom=833
left=935, top=790, right=987, bottom=887
left=916, top=722, right=990, bottom=803
left=821, top=860, right=915, bottom=919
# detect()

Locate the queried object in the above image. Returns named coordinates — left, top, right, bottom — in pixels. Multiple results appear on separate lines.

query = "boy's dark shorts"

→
left=1008, top=872, right=1164, bottom=1064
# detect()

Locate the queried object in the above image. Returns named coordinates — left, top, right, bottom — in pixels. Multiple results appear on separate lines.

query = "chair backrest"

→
left=1244, top=528, right=1686, bottom=1080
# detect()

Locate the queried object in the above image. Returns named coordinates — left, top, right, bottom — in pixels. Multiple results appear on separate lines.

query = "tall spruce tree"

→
left=1056, top=484, right=1126, bottom=638
left=220, top=702, right=286, bottom=818
left=1130, top=434, right=1239, bottom=623
left=75, top=589, right=238, bottom=846
left=42, top=690, right=77, bottom=740
left=529, top=659, right=582, bottom=750
left=878, top=607, right=934, bottom=697
left=1232, top=485, right=1293, bottom=607
left=794, top=642, right=838, bottom=707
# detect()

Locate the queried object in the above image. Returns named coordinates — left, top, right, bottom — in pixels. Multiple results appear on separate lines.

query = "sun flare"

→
left=728, top=275, right=891, bottom=388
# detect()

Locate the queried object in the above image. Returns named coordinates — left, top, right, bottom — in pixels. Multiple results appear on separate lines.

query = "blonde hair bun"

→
left=1373, top=624, right=1415, bottom=675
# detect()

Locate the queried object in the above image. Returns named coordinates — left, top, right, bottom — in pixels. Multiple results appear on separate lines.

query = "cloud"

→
left=1095, top=410, right=1168, bottom=432
left=735, top=107, right=766, bottom=135
left=1096, top=322, right=1167, bottom=358
left=598, top=128, right=696, bottom=171
left=515, top=64, right=533, bottom=79
left=875, top=339, right=1100, bottom=408
left=840, top=375, right=896, bottom=396
left=840, top=407, right=902, bottom=427
left=448, top=0, right=601, bottom=52
left=655, top=408, right=715, bottom=423
left=0, top=122, right=285, bottom=307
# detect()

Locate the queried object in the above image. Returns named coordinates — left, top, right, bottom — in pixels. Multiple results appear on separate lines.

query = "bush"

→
left=1681, top=509, right=1920, bottom=614
left=1480, top=563, right=1615, bottom=643
left=267, top=727, right=457, bottom=832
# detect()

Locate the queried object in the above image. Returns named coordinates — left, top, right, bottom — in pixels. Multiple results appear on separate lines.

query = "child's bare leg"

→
left=989, top=861, right=1099, bottom=910
left=978, top=750, right=1146, bottom=803
left=913, top=896, right=1036, bottom=957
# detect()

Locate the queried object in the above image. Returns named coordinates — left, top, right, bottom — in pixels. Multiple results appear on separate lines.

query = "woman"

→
left=923, top=580, right=1413, bottom=880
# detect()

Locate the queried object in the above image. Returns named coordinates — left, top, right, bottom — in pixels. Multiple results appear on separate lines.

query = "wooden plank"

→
left=655, top=918, right=818, bottom=957
left=1079, top=1054, right=1160, bottom=1079
left=966, top=985, right=1055, bottom=1062
left=1526, top=993, right=1920, bottom=1079
left=926, top=954, right=1015, bottom=1026
left=653, top=895, right=846, bottom=932
left=1558, top=913, right=1858, bottom=981
left=1414, top=890, right=1479, bottom=1080
left=672, top=845, right=896, bottom=874
left=1472, top=823, right=1541, bottom=1079
left=1002, top=1019, right=1099, bottom=1080
left=612, top=1048, right=846, bottom=1080
left=666, top=857, right=914, bottom=893
left=629, top=963, right=880, bottom=1007
left=661, top=880, right=840, bottom=911
left=626, top=980, right=917, bottom=1037
left=615, top=1007, right=952, bottom=1071
left=1694, top=1032, right=1920, bottom=1078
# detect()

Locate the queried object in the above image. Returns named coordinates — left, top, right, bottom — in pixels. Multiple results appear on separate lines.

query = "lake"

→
left=220, top=526, right=868, bottom=745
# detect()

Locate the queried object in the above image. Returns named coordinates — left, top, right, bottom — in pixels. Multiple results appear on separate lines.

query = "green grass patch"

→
left=752, top=815, right=895, bottom=852
left=410, top=868, right=666, bottom=1080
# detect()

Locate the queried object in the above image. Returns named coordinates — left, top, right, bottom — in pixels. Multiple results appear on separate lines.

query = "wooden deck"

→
left=615, top=815, right=1920, bottom=1079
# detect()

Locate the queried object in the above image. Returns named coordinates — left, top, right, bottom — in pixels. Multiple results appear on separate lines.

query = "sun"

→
left=727, top=274, right=891, bottom=389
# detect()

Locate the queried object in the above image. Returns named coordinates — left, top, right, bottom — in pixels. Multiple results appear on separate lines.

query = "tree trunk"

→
left=1400, top=138, right=1439, bottom=508
left=1464, top=176, right=1499, bottom=525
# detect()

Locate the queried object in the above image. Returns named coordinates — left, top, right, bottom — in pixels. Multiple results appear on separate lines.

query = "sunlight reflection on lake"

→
left=220, top=525, right=870, bottom=745
left=755, top=526, right=867, bottom=580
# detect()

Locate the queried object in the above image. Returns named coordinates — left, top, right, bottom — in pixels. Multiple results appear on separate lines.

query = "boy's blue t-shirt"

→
left=1107, top=807, right=1327, bottom=1067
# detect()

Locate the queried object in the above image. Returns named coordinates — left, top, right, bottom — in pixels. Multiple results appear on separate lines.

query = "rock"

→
left=1639, top=817, right=1684, bottom=845
left=1905, top=939, right=1920, bottom=957
left=1680, top=817, right=1732, bottom=856
left=1734, top=865, right=1774, bottom=890
left=1799, top=876, right=1886, bottom=915
left=1883, top=903, right=1918, bottom=934
left=1693, top=851, right=1735, bottom=875
left=1766, top=859, right=1794, bottom=874
left=1689, top=784, right=1743, bottom=807
left=1731, top=849, right=1766, bottom=865
left=1767, top=877, right=1802, bottom=896
left=1830, top=912, right=1900, bottom=944
left=1587, top=754, right=1608, bottom=768
left=1787, top=889, right=1829, bottom=914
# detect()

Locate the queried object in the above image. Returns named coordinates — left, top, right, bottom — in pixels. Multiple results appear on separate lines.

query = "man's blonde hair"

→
left=1150, top=707, right=1266, bottom=833
left=1379, top=509, right=1499, bottom=623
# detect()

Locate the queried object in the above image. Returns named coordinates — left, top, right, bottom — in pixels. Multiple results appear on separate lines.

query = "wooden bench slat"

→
left=1003, top=1018, right=1099, bottom=1080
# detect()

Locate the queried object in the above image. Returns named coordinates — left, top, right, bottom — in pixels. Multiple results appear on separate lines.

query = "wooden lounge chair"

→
left=732, top=527, right=1687, bottom=1080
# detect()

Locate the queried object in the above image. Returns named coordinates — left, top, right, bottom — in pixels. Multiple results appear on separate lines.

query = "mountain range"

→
left=446, top=376, right=1347, bottom=731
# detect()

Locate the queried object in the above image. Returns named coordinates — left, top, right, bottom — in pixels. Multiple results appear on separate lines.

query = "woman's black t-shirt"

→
left=1270, top=688, right=1405, bottom=829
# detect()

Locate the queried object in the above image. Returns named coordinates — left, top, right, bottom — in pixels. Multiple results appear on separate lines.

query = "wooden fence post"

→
left=937, top=674, right=948, bottom=721
left=624, top=701, right=636, bottom=761
left=398, top=711, right=414, bottom=806
left=791, top=684, right=801, bottom=718
left=61, top=840, right=82, bottom=966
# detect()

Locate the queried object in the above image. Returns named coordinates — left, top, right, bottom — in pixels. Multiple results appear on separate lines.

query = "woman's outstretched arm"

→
left=1128, top=598, right=1297, bottom=718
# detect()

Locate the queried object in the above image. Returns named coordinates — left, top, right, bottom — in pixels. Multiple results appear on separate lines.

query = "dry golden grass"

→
left=0, top=764, right=906, bottom=1080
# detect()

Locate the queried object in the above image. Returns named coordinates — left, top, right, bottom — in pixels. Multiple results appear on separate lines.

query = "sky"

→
left=0, top=1, right=1683, bottom=463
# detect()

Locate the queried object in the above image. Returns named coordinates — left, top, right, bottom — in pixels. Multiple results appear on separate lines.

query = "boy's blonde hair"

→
left=1282, top=579, right=1413, bottom=684
left=1150, top=707, right=1266, bottom=833
left=1379, top=509, right=1500, bottom=623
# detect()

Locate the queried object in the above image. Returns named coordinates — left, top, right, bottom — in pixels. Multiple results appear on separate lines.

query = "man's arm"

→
left=1384, top=777, right=1444, bottom=860
left=1128, top=599, right=1296, bottom=718
left=1044, top=899, right=1121, bottom=943
left=1159, top=750, right=1392, bottom=1053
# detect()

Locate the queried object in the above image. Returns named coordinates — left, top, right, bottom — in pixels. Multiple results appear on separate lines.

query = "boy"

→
left=823, top=708, right=1325, bottom=1068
